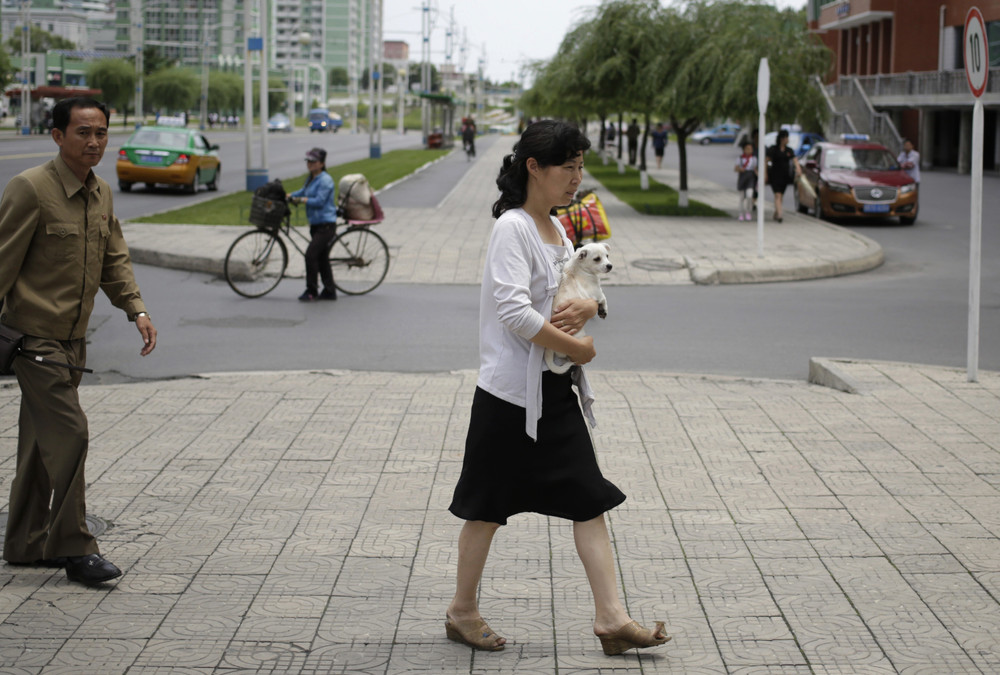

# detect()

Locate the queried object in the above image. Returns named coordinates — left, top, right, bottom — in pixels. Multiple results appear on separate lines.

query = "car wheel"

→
left=699, top=138, right=710, bottom=145
left=186, top=171, right=199, bottom=194
left=899, top=214, right=916, bottom=225
left=206, top=165, right=220, bottom=191
left=119, top=181, right=132, bottom=192
left=815, top=188, right=829, bottom=221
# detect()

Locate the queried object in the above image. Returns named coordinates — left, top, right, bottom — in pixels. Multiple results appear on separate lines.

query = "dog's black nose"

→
left=606, top=264, right=613, bottom=271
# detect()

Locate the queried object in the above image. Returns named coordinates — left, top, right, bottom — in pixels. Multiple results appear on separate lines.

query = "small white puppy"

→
left=544, top=242, right=613, bottom=374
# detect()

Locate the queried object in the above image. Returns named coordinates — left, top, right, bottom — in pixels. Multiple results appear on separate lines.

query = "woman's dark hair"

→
left=52, top=97, right=110, bottom=132
left=492, top=120, right=591, bottom=218
left=777, top=128, right=790, bottom=140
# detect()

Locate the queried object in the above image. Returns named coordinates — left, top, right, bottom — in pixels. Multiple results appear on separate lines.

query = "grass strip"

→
left=132, top=148, right=450, bottom=225
left=583, top=151, right=727, bottom=217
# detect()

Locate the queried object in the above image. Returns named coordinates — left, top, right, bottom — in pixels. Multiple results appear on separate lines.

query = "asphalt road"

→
left=0, top=126, right=424, bottom=221
left=4, top=129, right=998, bottom=383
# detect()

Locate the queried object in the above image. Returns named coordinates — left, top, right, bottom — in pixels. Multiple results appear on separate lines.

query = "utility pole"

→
left=131, top=0, right=144, bottom=128
left=367, top=0, right=382, bottom=158
left=20, top=0, right=32, bottom=136
left=421, top=0, right=431, bottom=145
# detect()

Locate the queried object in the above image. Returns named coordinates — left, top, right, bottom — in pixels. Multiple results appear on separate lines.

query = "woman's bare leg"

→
left=448, top=520, right=506, bottom=647
left=574, top=515, right=669, bottom=640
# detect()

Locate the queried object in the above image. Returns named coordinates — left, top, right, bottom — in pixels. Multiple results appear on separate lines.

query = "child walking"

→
left=735, top=142, right=757, bottom=221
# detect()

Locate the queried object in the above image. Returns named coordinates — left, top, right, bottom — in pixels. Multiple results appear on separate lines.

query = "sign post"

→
left=756, top=58, right=770, bottom=258
left=964, top=7, right=988, bottom=382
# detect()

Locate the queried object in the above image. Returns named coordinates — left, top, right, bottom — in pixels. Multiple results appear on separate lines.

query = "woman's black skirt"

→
left=449, top=370, right=626, bottom=525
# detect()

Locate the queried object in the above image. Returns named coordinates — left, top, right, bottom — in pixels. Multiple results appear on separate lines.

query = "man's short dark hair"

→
left=52, top=97, right=110, bottom=132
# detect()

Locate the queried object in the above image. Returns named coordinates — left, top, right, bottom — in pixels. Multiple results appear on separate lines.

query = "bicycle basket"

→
left=249, top=193, right=288, bottom=229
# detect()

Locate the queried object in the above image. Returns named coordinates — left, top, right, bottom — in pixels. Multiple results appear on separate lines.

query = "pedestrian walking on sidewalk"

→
left=287, top=148, right=338, bottom=302
left=626, top=118, right=640, bottom=165
left=651, top=122, right=668, bottom=169
left=0, top=97, right=158, bottom=586
left=735, top=141, right=758, bottom=221
left=765, top=128, right=801, bottom=222
left=446, top=120, right=671, bottom=656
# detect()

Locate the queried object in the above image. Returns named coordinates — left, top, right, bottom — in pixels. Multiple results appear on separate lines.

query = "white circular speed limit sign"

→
left=964, top=7, right=989, bottom=98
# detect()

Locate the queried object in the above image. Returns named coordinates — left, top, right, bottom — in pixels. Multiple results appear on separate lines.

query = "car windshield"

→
left=826, top=148, right=900, bottom=171
left=309, top=112, right=328, bottom=120
left=131, top=130, right=189, bottom=149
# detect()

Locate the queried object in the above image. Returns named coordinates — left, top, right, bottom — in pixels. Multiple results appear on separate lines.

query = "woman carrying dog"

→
left=446, top=120, right=671, bottom=656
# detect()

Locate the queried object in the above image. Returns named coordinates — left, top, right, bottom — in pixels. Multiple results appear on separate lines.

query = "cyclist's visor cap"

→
left=306, top=148, right=326, bottom=163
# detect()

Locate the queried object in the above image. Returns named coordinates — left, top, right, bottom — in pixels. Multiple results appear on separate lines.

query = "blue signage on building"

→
left=247, top=37, right=263, bottom=52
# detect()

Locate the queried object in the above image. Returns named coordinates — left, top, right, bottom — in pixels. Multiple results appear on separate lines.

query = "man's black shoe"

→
left=64, top=554, right=122, bottom=585
left=6, top=557, right=68, bottom=568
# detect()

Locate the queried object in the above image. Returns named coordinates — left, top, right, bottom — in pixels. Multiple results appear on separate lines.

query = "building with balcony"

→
left=808, top=0, right=1000, bottom=172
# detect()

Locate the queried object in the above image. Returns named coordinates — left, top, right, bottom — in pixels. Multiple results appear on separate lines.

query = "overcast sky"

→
left=382, top=0, right=808, bottom=84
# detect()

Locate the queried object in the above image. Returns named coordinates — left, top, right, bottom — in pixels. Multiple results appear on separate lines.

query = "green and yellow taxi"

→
left=116, top=117, right=221, bottom=193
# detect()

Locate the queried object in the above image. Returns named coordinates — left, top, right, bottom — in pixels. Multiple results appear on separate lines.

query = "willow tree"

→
left=145, top=67, right=199, bottom=114
left=655, top=0, right=832, bottom=206
left=87, top=59, right=135, bottom=127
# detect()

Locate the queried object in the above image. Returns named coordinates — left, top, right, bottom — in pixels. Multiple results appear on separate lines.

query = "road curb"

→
left=687, top=220, right=884, bottom=285
left=808, top=356, right=865, bottom=394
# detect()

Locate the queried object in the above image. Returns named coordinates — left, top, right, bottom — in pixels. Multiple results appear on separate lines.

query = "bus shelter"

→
left=419, top=92, right=456, bottom=150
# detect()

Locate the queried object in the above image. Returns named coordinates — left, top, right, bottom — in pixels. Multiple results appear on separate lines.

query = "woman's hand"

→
left=569, top=335, right=596, bottom=365
left=552, top=298, right=598, bottom=335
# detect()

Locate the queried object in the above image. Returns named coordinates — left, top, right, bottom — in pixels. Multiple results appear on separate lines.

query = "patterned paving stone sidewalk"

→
left=1, top=360, right=997, bottom=673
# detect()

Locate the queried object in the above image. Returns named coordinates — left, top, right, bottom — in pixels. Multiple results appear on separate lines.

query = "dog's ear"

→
left=576, top=248, right=589, bottom=259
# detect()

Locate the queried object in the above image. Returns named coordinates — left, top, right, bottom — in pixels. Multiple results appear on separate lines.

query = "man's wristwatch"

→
left=132, top=311, right=149, bottom=321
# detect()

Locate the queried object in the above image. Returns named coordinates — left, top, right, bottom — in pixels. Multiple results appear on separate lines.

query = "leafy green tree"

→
left=0, top=46, right=15, bottom=89
left=5, top=25, right=75, bottom=53
left=208, top=70, right=243, bottom=115
left=408, top=62, right=441, bottom=92
left=329, top=66, right=348, bottom=87
left=143, top=46, right=175, bottom=76
left=145, top=67, right=198, bottom=113
left=653, top=0, right=831, bottom=204
left=87, top=59, right=135, bottom=127
left=251, top=77, right=287, bottom=114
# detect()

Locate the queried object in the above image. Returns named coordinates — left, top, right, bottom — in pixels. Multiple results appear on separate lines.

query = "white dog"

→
left=544, top=242, right=613, bottom=374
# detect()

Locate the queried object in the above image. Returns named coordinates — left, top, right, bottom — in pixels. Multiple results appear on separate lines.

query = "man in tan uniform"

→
left=0, top=97, right=157, bottom=585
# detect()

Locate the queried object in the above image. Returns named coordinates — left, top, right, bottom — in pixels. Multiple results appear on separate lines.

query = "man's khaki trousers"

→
left=4, top=336, right=98, bottom=562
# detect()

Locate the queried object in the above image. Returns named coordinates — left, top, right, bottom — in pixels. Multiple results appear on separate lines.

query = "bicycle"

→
left=224, top=192, right=389, bottom=298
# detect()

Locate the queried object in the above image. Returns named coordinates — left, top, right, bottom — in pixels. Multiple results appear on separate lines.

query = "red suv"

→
left=794, top=139, right=918, bottom=225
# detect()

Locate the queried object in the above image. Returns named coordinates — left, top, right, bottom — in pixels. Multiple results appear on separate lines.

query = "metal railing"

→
left=812, top=74, right=856, bottom=139
left=855, top=69, right=1000, bottom=99
left=824, top=76, right=902, bottom=152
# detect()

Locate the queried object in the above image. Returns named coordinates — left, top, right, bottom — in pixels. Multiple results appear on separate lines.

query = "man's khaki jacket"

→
left=0, top=154, right=146, bottom=340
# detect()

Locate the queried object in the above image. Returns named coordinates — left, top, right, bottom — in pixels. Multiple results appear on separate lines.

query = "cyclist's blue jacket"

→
left=290, top=171, right=337, bottom=225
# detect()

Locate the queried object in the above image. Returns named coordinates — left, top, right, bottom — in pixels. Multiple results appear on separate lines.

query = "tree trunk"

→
left=598, top=114, right=606, bottom=151
left=616, top=112, right=623, bottom=160
left=672, top=116, right=700, bottom=208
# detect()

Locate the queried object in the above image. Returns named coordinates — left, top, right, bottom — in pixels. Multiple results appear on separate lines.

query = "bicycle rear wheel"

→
left=329, top=227, right=390, bottom=295
left=224, top=229, right=288, bottom=297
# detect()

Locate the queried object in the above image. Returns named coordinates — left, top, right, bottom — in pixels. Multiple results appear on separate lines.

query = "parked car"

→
left=267, top=113, right=292, bottom=132
left=691, top=123, right=741, bottom=145
left=794, top=138, right=918, bottom=225
left=763, top=130, right=825, bottom=157
left=308, top=108, right=342, bottom=133
left=116, top=124, right=221, bottom=193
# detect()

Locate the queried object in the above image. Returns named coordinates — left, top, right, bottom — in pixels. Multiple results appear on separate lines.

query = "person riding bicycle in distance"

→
left=287, top=147, right=338, bottom=301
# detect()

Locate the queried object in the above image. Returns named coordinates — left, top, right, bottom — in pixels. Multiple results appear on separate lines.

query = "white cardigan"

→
left=476, top=207, right=596, bottom=440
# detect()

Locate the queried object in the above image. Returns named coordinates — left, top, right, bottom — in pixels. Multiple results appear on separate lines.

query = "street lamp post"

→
left=20, top=0, right=32, bottom=136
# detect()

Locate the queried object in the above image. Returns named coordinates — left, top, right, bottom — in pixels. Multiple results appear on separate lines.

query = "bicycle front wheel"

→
left=224, top=229, right=288, bottom=298
left=329, top=227, right=390, bottom=295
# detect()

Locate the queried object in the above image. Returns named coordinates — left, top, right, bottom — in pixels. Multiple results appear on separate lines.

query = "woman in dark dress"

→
left=765, top=128, right=802, bottom=222
left=445, top=120, right=670, bottom=656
